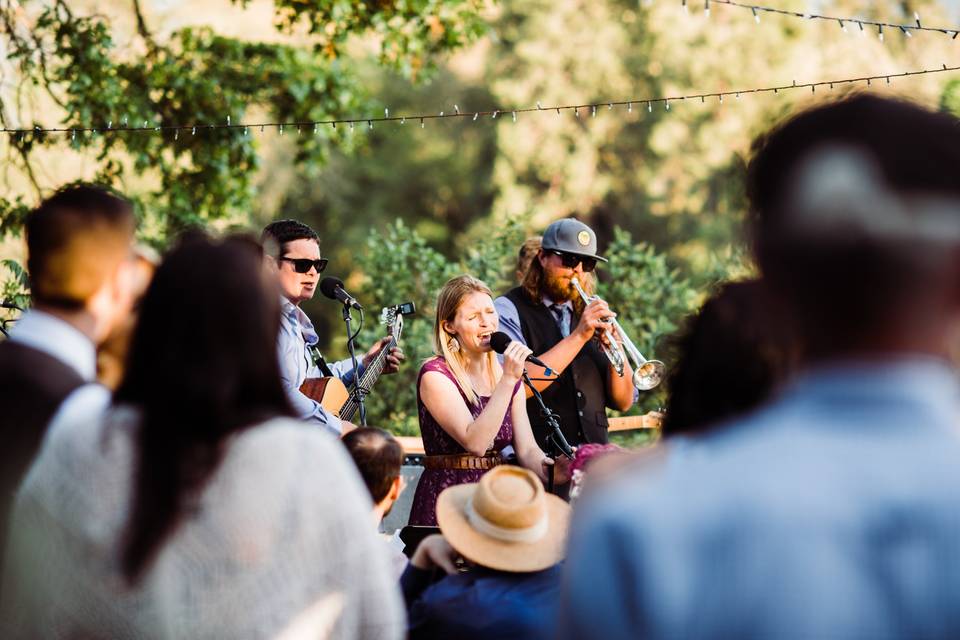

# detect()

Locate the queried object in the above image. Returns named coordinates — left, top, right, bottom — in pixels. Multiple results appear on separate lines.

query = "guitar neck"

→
left=339, top=336, right=396, bottom=422
left=607, top=412, right=664, bottom=432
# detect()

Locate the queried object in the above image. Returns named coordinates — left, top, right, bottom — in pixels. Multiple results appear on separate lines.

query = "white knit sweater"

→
left=0, top=386, right=405, bottom=639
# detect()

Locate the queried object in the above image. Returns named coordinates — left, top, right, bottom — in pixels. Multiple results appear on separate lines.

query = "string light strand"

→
left=702, top=0, right=960, bottom=39
left=4, top=63, right=959, bottom=137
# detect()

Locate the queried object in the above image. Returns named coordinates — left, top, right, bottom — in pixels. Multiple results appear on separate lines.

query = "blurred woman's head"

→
left=116, top=233, right=293, bottom=582
left=662, top=279, right=796, bottom=438
left=433, top=275, right=502, bottom=406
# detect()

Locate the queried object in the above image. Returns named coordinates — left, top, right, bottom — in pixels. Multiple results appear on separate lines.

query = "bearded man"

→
left=494, top=218, right=635, bottom=450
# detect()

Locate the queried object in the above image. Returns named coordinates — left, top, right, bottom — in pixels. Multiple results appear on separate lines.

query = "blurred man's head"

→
left=97, top=245, right=159, bottom=390
left=26, top=184, right=137, bottom=343
left=341, top=427, right=404, bottom=522
left=260, top=220, right=325, bottom=306
left=747, top=95, right=960, bottom=361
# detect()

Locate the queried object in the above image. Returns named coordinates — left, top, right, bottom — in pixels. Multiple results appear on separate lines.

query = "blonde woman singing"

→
left=408, top=275, right=554, bottom=526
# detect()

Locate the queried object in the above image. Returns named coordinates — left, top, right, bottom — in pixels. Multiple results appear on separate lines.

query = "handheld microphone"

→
left=319, top=277, right=362, bottom=310
left=489, top=332, right=554, bottom=376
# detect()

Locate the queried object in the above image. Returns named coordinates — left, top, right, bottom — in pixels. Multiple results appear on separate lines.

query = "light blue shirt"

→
left=494, top=294, right=573, bottom=349
left=9, top=309, right=97, bottom=381
left=560, top=358, right=960, bottom=640
left=277, top=298, right=362, bottom=436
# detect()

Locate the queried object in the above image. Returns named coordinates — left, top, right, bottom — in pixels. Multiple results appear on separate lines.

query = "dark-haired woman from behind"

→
left=0, top=236, right=404, bottom=640
left=662, top=279, right=797, bottom=438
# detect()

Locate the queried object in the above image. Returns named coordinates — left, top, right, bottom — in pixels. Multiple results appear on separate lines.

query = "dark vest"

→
left=503, top=287, right=611, bottom=449
left=0, top=340, right=85, bottom=588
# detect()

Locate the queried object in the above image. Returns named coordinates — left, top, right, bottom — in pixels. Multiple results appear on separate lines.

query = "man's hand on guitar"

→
left=362, top=336, right=405, bottom=375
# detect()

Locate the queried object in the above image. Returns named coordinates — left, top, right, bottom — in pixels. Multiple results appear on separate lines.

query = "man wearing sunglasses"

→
left=262, top=220, right=404, bottom=436
left=494, top=218, right=636, bottom=452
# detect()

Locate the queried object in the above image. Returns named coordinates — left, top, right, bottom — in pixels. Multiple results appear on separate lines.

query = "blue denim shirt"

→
left=561, top=357, right=960, bottom=640
left=401, top=563, right=562, bottom=640
left=277, top=298, right=361, bottom=435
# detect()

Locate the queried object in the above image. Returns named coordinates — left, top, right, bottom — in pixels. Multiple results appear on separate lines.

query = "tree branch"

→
left=13, top=142, right=43, bottom=199
left=1, top=6, right=66, bottom=109
left=131, top=0, right=158, bottom=54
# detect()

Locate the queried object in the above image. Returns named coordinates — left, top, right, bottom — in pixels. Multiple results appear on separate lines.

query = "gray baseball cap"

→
left=541, top=218, right=607, bottom=262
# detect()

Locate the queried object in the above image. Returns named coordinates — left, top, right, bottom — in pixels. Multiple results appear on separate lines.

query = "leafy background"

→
left=3, top=0, right=960, bottom=441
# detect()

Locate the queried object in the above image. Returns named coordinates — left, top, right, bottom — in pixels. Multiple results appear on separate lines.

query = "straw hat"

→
left=436, top=465, right=571, bottom=573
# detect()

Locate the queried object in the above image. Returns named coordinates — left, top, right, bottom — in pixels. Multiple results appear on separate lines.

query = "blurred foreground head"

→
left=26, top=184, right=136, bottom=341
left=747, top=95, right=960, bottom=362
left=663, top=279, right=796, bottom=438
left=97, top=245, right=159, bottom=390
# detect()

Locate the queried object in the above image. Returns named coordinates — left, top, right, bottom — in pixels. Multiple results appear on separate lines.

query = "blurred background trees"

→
left=3, top=0, right=960, bottom=433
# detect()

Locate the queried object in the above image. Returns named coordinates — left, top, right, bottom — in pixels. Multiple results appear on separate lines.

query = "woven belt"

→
left=422, top=452, right=502, bottom=471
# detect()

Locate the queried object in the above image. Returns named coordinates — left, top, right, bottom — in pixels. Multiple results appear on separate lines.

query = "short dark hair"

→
left=117, top=233, right=294, bottom=583
left=747, top=95, right=960, bottom=355
left=26, top=184, right=135, bottom=309
left=260, top=219, right=319, bottom=258
left=342, top=427, right=403, bottom=503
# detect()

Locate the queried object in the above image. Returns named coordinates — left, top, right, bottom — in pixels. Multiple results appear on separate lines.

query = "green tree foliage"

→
left=353, top=219, right=458, bottom=435
left=942, top=78, right=960, bottom=115
left=284, top=0, right=958, bottom=358
left=353, top=218, right=698, bottom=435
left=269, top=0, right=488, bottom=77
left=0, top=0, right=485, bottom=298
left=484, top=0, right=955, bottom=277
left=268, top=0, right=960, bottom=437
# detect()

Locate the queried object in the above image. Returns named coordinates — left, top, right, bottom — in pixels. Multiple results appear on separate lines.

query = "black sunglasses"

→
left=551, top=251, right=597, bottom=273
left=279, top=256, right=328, bottom=274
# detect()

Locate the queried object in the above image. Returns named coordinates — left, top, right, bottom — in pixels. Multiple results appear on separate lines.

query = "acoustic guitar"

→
left=300, top=302, right=414, bottom=423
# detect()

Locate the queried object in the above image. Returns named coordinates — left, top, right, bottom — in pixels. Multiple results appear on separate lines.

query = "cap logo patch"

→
left=577, top=230, right=591, bottom=246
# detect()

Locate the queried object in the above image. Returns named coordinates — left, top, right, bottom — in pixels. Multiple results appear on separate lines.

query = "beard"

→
left=542, top=270, right=575, bottom=303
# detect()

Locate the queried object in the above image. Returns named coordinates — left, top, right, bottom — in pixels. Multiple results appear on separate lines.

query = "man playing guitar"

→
left=262, top=220, right=404, bottom=435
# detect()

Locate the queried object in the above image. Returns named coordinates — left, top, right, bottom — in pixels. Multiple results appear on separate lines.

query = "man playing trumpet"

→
left=494, top=218, right=636, bottom=450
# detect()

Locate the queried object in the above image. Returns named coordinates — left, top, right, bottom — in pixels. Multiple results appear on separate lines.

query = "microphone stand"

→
left=521, top=370, right=573, bottom=495
left=342, top=303, right=367, bottom=426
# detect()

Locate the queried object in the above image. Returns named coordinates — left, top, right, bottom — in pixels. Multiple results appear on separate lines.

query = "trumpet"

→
left=571, top=278, right=665, bottom=391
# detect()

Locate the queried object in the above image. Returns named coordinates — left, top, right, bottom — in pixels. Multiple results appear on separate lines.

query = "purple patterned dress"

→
left=408, top=357, right=517, bottom=526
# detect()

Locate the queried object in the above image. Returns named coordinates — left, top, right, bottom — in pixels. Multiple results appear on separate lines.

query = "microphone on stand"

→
left=319, top=277, right=362, bottom=310
left=489, top=332, right=554, bottom=376
left=319, top=276, right=366, bottom=424
left=490, top=332, right=572, bottom=491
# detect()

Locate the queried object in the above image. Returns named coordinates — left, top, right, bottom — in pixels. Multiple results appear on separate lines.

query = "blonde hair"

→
left=433, top=275, right=503, bottom=407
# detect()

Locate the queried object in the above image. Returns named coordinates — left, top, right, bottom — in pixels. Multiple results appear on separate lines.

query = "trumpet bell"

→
left=632, top=360, right=665, bottom=391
